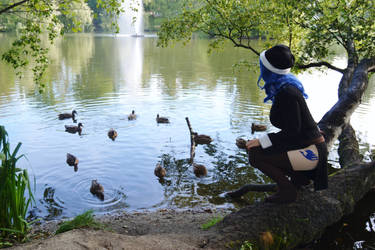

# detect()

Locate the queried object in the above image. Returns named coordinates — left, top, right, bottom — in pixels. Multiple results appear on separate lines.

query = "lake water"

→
left=1, top=33, right=375, bottom=247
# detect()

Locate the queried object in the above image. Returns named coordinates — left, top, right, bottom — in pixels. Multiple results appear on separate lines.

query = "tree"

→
left=157, top=0, right=375, bottom=248
left=0, top=0, right=123, bottom=92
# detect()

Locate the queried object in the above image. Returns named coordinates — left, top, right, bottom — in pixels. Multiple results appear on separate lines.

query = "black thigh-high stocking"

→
left=247, top=147, right=297, bottom=203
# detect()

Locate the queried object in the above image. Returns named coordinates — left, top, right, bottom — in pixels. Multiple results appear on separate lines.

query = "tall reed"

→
left=0, top=126, right=34, bottom=243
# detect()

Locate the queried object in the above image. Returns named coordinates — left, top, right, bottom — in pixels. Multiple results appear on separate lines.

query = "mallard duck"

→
left=90, top=180, right=104, bottom=200
left=128, top=110, right=137, bottom=120
left=251, top=123, right=267, bottom=134
left=59, top=110, right=77, bottom=120
left=65, top=122, right=83, bottom=135
left=193, top=133, right=213, bottom=145
left=66, top=153, right=79, bottom=172
left=154, top=163, right=166, bottom=178
left=236, top=138, right=247, bottom=149
left=193, top=163, right=207, bottom=177
left=108, top=128, right=117, bottom=141
left=156, top=114, right=169, bottom=124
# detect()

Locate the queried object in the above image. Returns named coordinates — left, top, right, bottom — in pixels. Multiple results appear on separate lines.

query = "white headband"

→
left=260, top=50, right=291, bottom=75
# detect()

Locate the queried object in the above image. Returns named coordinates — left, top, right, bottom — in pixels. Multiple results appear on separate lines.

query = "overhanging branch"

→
left=298, top=61, right=345, bottom=73
left=0, top=0, right=29, bottom=15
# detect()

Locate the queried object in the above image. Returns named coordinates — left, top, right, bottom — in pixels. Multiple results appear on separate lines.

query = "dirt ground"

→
left=9, top=208, right=232, bottom=250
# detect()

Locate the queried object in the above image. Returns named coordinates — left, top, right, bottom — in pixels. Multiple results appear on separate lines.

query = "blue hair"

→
left=257, top=60, right=308, bottom=103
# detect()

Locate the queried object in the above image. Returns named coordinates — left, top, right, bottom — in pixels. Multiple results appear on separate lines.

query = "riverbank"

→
left=9, top=208, right=232, bottom=250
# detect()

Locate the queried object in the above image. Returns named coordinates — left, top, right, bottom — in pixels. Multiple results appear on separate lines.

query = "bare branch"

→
left=0, top=0, right=29, bottom=15
left=297, top=61, right=345, bottom=73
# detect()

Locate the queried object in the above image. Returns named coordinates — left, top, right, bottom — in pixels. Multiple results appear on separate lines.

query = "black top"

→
left=266, top=84, right=328, bottom=190
left=267, top=84, right=322, bottom=152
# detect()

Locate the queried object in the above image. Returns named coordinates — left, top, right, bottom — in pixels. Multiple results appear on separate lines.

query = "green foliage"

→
left=200, top=215, right=223, bottom=230
left=0, top=126, right=34, bottom=245
left=55, top=210, right=104, bottom=234
left=143, top=0, right=185, bottom=17
left=157, top=0, right=375, bottom=71
left=0, top=0, right=123, bottom=91
left=240, top=240, right=254, bottom=250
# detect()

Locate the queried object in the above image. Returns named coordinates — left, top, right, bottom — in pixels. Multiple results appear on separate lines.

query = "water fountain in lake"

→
left=118, top=0, right=144, bottom=37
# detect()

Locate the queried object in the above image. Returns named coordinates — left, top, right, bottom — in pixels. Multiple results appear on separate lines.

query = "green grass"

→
left=55, top=210, right=104, bottom=234
left=200, top=216, right=223, bottom=230
left=0, top=126, right=34, bottom=246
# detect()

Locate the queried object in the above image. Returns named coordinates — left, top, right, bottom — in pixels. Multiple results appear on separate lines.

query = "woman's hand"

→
left=246, top=139, right=260, bottom=151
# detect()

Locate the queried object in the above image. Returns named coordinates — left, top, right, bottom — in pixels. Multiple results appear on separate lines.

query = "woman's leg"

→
left=248, top=146, right=297, bottom=203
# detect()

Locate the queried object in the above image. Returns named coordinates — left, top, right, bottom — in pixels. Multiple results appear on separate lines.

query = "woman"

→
left=228, top=44, right=328, bottom=204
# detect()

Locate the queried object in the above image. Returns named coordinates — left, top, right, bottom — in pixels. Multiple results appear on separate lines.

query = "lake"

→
left=0, top=33, right=374, bottom=247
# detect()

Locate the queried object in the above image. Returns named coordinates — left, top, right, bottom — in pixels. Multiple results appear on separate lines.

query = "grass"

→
left=55, top=210, right=104, bottom=234
left=0, top=126, right=34, bottom=246
left=200, top=216, right=223, bottom=230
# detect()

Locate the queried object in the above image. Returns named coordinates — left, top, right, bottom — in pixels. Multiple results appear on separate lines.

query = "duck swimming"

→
left=156, top=114, right=169, bottom=124
left=108, top=128, right=118, bottom=141
left=90, top=180, right=104, bottom=200
left=251, top=123, right=267, bottom=134
left=59, top=110, right=77, bottom=120
left=65, top=122, right=83, bottom=135
left=193, top=163, right=207, bottom=177
left=66, top=153, right=79, bottom=172
left=128, top=110, right=137, bottom=120
left=235, top=138, right=247, bottom=149
left=193, top=133, right=213, bottom=145
left=154, top=163, right=166, bottom=178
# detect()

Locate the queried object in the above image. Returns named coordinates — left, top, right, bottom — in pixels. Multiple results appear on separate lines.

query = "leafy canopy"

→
left=157, top=0, right=375, bottom=71
left=0, top=0, right=123, bottom=92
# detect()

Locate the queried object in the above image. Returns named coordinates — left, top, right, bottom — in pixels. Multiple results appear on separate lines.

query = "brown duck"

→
left=90, top=180, right=104, bottom=200
left=193, top=133, right=213, bottom=145
left=66, top=153, right=79, bottom=172
left=251, top=123, right=267, bottom=134
left=59, top=110, right=77, bottom=120
left=156, top=114, right=169, bottom=124
left=193, top=163, right=207, bottom=177
left=65, top=122, right=83, bottom=135
left=154, top=163, right=166, bottom=178
left=108, top=128, right=118, bottom=141
left=128, top=110, right=137, bottom=120
left=235, top=138, right=247, bottom=149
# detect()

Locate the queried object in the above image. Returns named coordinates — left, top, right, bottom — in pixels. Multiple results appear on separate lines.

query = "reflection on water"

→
left=1, top=34, right=375, bottom=245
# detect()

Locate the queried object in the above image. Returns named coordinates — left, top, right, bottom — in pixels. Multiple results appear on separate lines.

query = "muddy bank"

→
left=9, top=208, right=232, bottom=250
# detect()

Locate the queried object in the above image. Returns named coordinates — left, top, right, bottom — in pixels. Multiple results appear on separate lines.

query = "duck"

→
left=59, top=110, right=77, bottom=120
left=128, top=110, right=137, bottom=120
left=90, top=180, right=104, bottom=200
left=154, top=163, right=166, bottom=178
left=65, top=122, right=83, bottom=135
left=193, top=133, right=213, bottom=145
left=108, top=128, right=118, bottom=141
left=193, top=163, right=207, bottom=177
left=156, top=114, right=169, bottom=124
left=251, top=123, right=267, bottom=134
left=66, top=153, right=79, bottom=172
left=235, top=138, right=247, bottom=149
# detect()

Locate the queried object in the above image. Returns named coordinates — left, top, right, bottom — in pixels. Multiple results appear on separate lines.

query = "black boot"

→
left=257, top=165, right=297, bottom=204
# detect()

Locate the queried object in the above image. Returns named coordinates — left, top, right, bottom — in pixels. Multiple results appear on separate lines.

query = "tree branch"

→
left=297, top=61, right=345, bottom=73
left=318, top=58, right=375, bottom=149
left=0, top=0, right=29, bottom=15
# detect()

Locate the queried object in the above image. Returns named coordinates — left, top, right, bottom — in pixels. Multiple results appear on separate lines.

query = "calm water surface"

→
left=0, top=33, right=375, bottom=246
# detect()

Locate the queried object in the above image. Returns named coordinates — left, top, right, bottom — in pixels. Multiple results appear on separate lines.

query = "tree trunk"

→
left=205, top=58, right=375, bottom=249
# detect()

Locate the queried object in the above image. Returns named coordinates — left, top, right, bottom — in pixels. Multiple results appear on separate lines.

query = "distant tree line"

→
left=0, top=0, right=116, bottom=33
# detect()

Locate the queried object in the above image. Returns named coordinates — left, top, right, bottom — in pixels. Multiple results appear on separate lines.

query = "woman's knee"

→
left=248, top=146, right=262, bottom=166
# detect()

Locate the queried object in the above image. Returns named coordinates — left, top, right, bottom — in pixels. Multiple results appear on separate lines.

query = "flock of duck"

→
left=58, top=109, right=267, bottom=201
left=58, top=109, right=215, bottom=201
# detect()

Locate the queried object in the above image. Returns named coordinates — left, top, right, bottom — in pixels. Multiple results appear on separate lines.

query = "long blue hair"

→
left=257, top=60, right=308, bottom=103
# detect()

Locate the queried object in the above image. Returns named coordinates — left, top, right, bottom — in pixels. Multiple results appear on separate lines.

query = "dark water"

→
left=0, top=33, right=374, bottom=247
